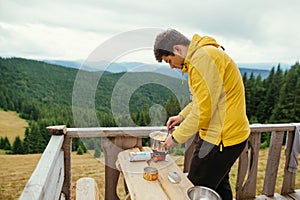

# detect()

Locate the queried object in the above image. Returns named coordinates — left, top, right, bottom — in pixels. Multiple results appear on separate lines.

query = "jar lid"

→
left=144, top=166, right=158, bottom=173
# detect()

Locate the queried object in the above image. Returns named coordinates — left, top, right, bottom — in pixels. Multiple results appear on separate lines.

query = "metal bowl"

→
left=187, top=186, right=221, bottom=200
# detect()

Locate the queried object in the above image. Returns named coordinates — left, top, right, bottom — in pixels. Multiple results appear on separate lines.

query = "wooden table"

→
left=117, top=147, right=194, bottom=200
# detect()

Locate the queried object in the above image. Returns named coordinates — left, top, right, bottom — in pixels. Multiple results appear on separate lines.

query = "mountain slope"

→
left=0, top=57, right=189, bottom=122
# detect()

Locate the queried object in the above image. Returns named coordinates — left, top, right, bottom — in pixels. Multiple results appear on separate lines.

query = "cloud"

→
left=0, top=0, right=299, bottom=64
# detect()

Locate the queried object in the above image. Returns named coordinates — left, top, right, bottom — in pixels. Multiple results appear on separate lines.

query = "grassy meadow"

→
left=0, top=150, right=299, bottom=200
left=0, top=110, right=28, bottom=143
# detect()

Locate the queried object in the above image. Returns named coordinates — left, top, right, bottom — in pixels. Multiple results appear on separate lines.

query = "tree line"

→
left=0, top=57, right=299, bottom=154
left=244, top=63, right=300, bottom=124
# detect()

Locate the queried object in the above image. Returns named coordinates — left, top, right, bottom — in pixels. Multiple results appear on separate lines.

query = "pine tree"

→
left=12, top=136, right=23, bottom=154
left=245, top=73, right=256, bottom=122
left=3, top=136, right=11, bottom=150
left=253, top=74, right=265, bottom=123
left=142, top=104, right=150, bottom=125
left=77, top=145, right=84, bottom=155
left=0, top=137, right=4, bottom=149
left=165, top=96, right=180, bottom=118
left=94, top=147, right=101, bottom=158
left=22, top=122, right=45, bottom=153
left=94, top=138, right=102, bottom=158
left=264, top=65, right=283, bottom=122
left=22, top=127, right=31, bottom=153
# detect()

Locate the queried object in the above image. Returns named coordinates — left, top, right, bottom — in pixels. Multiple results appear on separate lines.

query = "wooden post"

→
left=102, top=136, right=142, bottom=200
left=281, top=130, right=296, bottom=194
left=262, top=131, right=285, bottom=196
left=47, top=125, right=67, bottom=135
left=62, top=135, right=72, bottom=200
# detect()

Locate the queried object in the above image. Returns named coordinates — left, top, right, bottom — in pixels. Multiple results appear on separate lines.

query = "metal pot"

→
left=149, top=131, right=168, bottom=153
left=187, top=186, right=221, bottom=200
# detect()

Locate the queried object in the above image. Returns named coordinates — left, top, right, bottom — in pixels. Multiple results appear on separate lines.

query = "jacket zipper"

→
left=219, top=141, right=223, bottom=152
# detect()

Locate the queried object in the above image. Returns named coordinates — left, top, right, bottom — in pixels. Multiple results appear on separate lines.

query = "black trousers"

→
left=187, top=136, right=247, bottom=200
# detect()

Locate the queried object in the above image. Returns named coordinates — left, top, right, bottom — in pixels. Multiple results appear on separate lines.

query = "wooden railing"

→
left=19, top=124, right=299, bottom=200
left=236, top=124, right=298, bottom=199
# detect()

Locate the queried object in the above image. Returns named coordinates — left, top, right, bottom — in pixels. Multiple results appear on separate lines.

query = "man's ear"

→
left=173, top=45, right=182, bottom=55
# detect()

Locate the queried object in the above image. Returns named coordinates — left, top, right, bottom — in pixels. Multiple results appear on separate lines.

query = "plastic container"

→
left=129, top=152, right=152, bottom=162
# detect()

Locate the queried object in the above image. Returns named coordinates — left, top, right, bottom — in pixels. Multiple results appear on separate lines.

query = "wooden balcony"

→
left=19, top=124, right=300, bottom=200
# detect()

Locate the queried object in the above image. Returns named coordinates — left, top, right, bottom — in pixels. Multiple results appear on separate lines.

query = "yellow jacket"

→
left=172, top=34, right=250, bottom=147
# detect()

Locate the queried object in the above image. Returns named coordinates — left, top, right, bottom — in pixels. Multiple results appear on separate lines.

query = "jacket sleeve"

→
left=179, top=102, right=192, bottom=118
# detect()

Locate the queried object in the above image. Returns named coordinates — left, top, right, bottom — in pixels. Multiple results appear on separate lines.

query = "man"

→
left=154, top=29, right=250, bottom=200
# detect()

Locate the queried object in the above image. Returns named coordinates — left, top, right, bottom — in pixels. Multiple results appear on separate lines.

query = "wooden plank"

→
left=66, top=124, right=295, bottom=138
left=67, top=126, right=167, bottom=138
left=19, top=135, right=64, bottom=200
left=255, top=193, right=294, bottom=199
left=75, top=177, right=99, bottom=200
left=250, top=124, right=295, bottom=133
left=44, top=150, right=65, bottom=200
left=118, top=150, right=169, bottom=200
left=282, top=131, right=296, bottom=194
left=236, top=142, right=249, bottom=199
left=263, top=131, right=285, bottom=196
left=149, top=155, right=193, bottom=200
left=236, top=132, right=261, bottom=199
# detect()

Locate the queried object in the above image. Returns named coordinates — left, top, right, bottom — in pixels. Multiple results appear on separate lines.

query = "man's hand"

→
left=163, top=135, right=177, bottom=148
left=166, top=115, right=184, bottom=130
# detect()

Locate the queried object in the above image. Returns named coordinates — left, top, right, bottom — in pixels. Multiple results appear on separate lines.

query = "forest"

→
left=0, top=57, right=299, bottom=154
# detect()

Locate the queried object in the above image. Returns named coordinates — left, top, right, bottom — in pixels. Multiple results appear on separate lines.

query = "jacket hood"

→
left=181, top=34, right=222, bottom=73
left=189, top=34, right=221, bottom=50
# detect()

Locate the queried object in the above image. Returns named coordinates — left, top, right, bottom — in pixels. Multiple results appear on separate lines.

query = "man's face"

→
left=162, top=54, right=184, bottom=69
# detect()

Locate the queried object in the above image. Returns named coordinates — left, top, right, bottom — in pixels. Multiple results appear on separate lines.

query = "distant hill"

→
left=238, top=62, right=292, bottom=79
left=238, top=68, right=269, bottom=79
left=43, top=59, right=82, bottom=69
left=44, top=59, right=273, bottom=79
left=238, top=62, right=291, bottom=70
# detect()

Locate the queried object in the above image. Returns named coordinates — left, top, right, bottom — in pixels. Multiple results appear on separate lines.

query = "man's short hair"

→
left=154, top=29, right=190, bottom=62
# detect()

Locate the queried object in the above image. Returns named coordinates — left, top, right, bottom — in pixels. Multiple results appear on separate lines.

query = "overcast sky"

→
left=0, top=0, right=299, bottom=66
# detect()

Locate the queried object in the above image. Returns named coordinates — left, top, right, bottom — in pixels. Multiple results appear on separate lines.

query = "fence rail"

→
left=20, top=124, right=299, bottom=200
